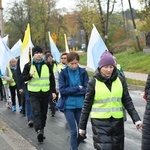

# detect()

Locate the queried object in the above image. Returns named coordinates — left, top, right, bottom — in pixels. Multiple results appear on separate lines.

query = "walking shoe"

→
left=37, top=130, right=43, bottom=143
left=28, top=120, right=34, bottom=127
left=19, top=106, right=22, bottom=112
left=41, top=129, right=46, bottom=139
left=12, top=105, right=16, bottom=111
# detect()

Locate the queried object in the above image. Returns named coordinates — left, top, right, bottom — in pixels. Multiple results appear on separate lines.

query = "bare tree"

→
left=128, top=0, right=142, bottom=50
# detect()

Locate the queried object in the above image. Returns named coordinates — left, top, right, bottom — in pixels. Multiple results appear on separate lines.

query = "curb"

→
left=128, top=84, right=144, bottom=92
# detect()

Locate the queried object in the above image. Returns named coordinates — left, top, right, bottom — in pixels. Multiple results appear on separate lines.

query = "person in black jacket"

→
left=22, top=46, right=56, bottom=143
left=79, top=51, right=142, bottom=150
left=0, top=69, right=4, bottom=101
left=45, top=53, right=58, bottom=117
left=16, top=57, right=34, bottom=127
left=142, top=74, right=150, bottom=150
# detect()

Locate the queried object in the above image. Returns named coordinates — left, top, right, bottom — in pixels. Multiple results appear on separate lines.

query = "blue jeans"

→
left=23, top=85, right=33, bottom=121
left=64, top=108, right=82, bottom=150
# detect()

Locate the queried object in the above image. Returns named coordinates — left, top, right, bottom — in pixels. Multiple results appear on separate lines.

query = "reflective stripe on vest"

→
left=28, top=64, right=50, bottom=92
left=90, top=77, right=123, bottom=119
left=8, top=68, right=16, bottom=86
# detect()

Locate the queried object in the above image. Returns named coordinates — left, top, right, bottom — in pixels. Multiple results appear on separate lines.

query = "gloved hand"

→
left=135, top=120, right=142, bottom=129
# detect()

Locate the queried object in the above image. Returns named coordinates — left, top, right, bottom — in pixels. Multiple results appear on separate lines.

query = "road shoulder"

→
left=0, top=115, right=36, bottom=150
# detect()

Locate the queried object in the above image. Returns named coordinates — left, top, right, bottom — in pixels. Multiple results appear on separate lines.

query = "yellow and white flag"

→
left=64, top=34, right=69, bottom=53
left=20, top=24, right=33, bottom=72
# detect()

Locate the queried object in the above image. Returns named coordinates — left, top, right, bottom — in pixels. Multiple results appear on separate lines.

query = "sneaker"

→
left=37, top=130, right=43, bottom=143
left=12, top=105, right=16, bottom=111
left=41, top=129, right=46, bottom=140
left=19, top=106, right=22, bottom=112
left=28, top=120, right=34, bottom=127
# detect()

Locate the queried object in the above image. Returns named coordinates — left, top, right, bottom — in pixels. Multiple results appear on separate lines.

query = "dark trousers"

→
left=23, top=85, right=33, bottom=121
left=0, top=86, right=3, bottom=100
left=0, top=78, right=3, bottom=100
left=21, top=92, right=26, bottom=114
left=49, top=92, right=58, bottom=115
left=9, top=85, right=21, bottom=106
left=29, top=92, right=49, bottom=132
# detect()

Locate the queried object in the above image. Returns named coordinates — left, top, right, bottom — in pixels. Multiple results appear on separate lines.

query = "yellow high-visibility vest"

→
left=90, top=77, right=123, bottom=119
left=8, top=68, right=16, bottom=86
left=28, top=64, right=50, bottom=92
left=53, top=63, right=64, bottom=74
left=2, top=78, right=7, bottom=85
left=117, top=64, right=121, bottom=70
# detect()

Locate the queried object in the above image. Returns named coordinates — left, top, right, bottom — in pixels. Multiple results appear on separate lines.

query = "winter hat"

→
left=98, top=51, right=115, bottom=68
left=45, top=53, right=53, bottom=61
left=32, top=46, right=43, bottom=55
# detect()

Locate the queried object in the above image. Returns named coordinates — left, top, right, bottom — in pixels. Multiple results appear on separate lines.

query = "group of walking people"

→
left=1, top=47, right=150, bottom=150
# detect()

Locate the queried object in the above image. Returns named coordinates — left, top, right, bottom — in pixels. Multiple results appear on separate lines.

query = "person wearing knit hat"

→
left=97, top=51, right=116, bottom=78
left=98, top=51, right=115, bottom=69
left=79, top=50, right=142, bottom=150
left=45, top=53, right=53, bottom=63
left=22, top=46, right=56, bottom=143
left=32, top=46, right=43, bottom=55
left=44, top=52, right=58, bottom=117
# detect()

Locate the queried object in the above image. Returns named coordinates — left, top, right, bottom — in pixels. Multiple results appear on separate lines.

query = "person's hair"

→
left=9, top=58, right=17, bottom=63
left=44, top=49, right=51, bottom=55
left=61, top=52, right=68, bottom=58
left=67, top=52, right=79, bottom=62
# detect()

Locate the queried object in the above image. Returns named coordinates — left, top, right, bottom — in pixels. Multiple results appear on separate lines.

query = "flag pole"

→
left=29, top=47, right=33, bottom=65
left=64, top=33, right=69, bottom=53
left=48, top=31, right=51, bottom=51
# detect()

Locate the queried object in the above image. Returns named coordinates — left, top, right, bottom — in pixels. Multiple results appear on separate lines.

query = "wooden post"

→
left=0, top=0, right=4, bottom=37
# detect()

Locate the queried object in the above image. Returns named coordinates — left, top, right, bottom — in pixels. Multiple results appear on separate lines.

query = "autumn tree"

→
left=4, top=0, right=67, bottom=50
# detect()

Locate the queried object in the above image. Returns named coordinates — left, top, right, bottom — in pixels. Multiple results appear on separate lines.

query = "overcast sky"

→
left=2, top=0, right=142, bottom=11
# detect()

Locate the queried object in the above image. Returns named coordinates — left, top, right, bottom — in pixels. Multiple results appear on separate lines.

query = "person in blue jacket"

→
left=59, top=52, right=89, bottom=150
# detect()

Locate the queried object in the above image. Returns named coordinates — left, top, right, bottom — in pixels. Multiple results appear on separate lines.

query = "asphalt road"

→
left=0, top=90, right=146, bottom=150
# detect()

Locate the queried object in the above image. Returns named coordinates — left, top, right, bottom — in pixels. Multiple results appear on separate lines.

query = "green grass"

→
left=79, top=52, right=87, bottom=66
left=115, top=50, right=150, bottom=74
left=79, top=50, right=149, bottom=86
left=126, top=78, right=146, bottom=86
left=80, top=50, right=150, bottom=74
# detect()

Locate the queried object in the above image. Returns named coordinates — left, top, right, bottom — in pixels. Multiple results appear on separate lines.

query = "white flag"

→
left=11, top=39, right=22, bottom=58
left=0, top=36, right=14, bottom=74
left=48, top=32, right=60, bottom=62
left=87, top=24, right=108, bottom=71
left=2, top=35, right=9, bottom=45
